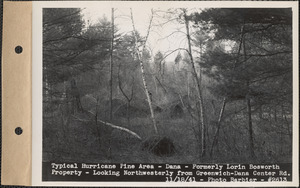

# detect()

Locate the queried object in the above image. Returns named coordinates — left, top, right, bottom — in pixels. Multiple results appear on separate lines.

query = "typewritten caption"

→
left=43, top=162, right=292, bottom=182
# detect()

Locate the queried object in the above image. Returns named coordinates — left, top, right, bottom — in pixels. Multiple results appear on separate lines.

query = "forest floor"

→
left=43, top=109, right=292, bottom=164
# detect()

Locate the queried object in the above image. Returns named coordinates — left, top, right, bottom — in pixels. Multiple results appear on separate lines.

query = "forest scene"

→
left=43, top=7, right=293, bottom=164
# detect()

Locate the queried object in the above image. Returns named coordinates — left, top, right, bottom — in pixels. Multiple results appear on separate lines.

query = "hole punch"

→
left=15, top=127, right=23, bottom=135
left=15, top=45, right=23, bottom=54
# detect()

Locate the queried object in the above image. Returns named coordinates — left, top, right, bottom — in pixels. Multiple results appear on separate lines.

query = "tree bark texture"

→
left=243, top=28, right=255, bottom=158
left=183, top=10, right=206, bottom=157
left=210, top=97, right=226, bottom=157
left=130, top=9, right=158, bottom=134
left=109, top=8, right=114, bottom=121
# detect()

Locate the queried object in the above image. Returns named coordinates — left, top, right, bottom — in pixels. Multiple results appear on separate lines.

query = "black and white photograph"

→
left=36, top=1, right=298, bottom=185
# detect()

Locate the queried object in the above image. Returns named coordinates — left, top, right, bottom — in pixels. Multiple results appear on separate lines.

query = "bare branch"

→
left=158, top=30, right=186, bottom=41
left=159, top=48, right=190, bottom=64
left=117, top=63, right=131, bottom=102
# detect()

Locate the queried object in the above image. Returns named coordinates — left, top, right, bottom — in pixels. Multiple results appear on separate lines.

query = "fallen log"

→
left=72, top=113, right=142, bottom=140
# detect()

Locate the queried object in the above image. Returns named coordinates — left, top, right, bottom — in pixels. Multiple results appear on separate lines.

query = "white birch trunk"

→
left=130, top=9, right=158, bottom=134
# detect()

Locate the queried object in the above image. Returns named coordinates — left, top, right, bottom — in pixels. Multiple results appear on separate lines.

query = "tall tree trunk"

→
left=210, top=98, right=226, bottom=157
left=162, top=61, right=165, bottom=83
left=95, top=97, right=102, bottom=150
left=109, top=8, right=114, bottom=121
left=183, top=10, right=206, bottom=157
left=187, top=71, right=190, bottom=100
left=127, top=101, right=131, bottom=126
left=243, top=31, right=255, bottom=158
left=153, top=75, right=158, bottom=95
left=282, top=104, right=292, bottom=140
left=246, top=91, right=255, bottom=157
left=117, top=64, right=133, bottom=127
left=130, top=9, right=158, bottom=134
